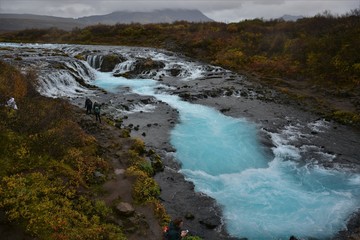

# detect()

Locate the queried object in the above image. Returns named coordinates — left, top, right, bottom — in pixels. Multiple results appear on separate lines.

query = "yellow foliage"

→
left=132, top=175, right=160, bottom=204
left=0, top=172, right=126, bottom=239
left=16, top=143, right=30, bottom=159
left=0, top=62, right=125, bottom=239
left=130, top=137, right=146, bottom=155
left=0, top=61, right=33, bottom=102
left=332, top=111, right=360, bottom=125
left=151, top=200, right=171, bottom=226
left=353, top=63, right=360, bottom=73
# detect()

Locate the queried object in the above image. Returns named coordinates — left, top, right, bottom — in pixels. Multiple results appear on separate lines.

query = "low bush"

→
left=0, top=61, right=125, bottom=239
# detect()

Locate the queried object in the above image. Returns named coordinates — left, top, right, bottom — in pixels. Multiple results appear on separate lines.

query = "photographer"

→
left=165, top=218, right=188, bottom=240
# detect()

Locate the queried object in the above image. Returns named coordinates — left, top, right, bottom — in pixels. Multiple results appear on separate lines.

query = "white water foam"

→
left=92, top=72, right=360, bottom=240
left=38, top=70, right=90, bottom=98
left=1, top=42, right=228, bottom=82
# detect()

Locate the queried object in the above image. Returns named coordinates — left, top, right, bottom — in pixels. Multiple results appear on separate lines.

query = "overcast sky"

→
left=0, top=0, right=359, bottom=22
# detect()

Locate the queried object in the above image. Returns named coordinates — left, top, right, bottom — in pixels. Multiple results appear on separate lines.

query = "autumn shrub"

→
left=130, top=137, right=147, bottom=155
left=0, top=61, right=125, bottom=239
left=132, top=174, right=160, bottom=204
left=184, top=237, right=203, bottom=240
left=332, top=110, right=360, bottom=126
left=0, top=61, right=29, bottom=102
left=0, top=172, right=126, bottom=240
left=126, top=141, right=163, bottom=221
left=152, top=200, right=171, bottom=226
left=150, top=153, right=165, bottom=173
left=9, top=98, right=73, bottom=134
left=119, top=128, right=131, bottom=138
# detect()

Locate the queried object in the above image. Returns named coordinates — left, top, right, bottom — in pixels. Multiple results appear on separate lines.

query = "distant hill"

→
left=0, top=14, right=85, bottom=32
left=280, top=14, right=304, bottom=21
left=0, top=9, right=213, bottom=32
left=78, top=9, right=214, bottom=25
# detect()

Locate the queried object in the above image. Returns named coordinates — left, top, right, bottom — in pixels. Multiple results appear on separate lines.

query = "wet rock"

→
left=184, top=212, right=195, bottom=220
left=155, top=168, right=231, bottom=239
left=100, top=54, right=125, bottom=72
left=220, top=108, right=230, bottom=113
left=199, top=217, right=221, bottom=229
left=140, top=98, right=155, bottom=105
left=129, top=58, right=165, bottom=76
left=170, top=68, right=181, bottom=76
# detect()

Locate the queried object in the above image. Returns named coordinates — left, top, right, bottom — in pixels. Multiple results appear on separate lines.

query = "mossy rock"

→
left=100, top=54, right=125, bottom=72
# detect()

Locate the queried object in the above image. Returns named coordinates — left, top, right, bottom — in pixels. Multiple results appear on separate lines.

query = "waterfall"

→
left=86, top=55, right=104, bottom=70
left=113, top=59, right=136, bottom=74
left=38, top=60, right=96, bottom=98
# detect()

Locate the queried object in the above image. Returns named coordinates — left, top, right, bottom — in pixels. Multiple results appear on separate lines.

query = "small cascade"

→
left=64, top=61, right=96, bottom=82
left=38, top=71, right=88, bottom=98
left=62, top=44, right=229, bottom=81
left=38, top=60, right=96, bottom=98
left=86, top=55, right=104, bottom=70
left=113, top=59, right=136, bottom=74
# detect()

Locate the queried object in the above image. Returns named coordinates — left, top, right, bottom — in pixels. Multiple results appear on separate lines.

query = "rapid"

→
left=94, top=72, right=360, bottom=240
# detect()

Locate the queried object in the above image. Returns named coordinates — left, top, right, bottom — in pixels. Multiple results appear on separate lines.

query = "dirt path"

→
left=74, top=106, right=163, bottom=240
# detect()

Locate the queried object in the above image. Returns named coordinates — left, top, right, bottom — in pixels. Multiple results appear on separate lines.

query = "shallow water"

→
left=93, top=72, right=360, bottom=239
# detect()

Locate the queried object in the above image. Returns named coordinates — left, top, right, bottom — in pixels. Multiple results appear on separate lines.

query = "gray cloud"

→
left=0, top=0, right=358, bottom=21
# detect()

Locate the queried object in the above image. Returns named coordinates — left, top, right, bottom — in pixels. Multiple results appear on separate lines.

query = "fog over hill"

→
left=78, top=9, right=213, bottom=25
left=0, top=9, right=213, bottom=32
left=280, top=14, right=304, bottom=21
left=0, top=14, right=86, bottom=32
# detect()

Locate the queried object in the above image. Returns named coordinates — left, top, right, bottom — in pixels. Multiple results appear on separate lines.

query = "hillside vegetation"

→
left=0, top=10, right=359, bottom=126
left=0, top=61, right=128, bottom=239
left=0, top=60, right=205, bottom=239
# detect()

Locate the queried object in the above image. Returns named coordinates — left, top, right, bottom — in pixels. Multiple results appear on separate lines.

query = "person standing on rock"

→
left=6, top=97, right=18, bottom=110
left=85, top=97, right=93, bottom=114
left=93, top=102, right=101, bottom=123
left=164, top=218, right=188, bottom=240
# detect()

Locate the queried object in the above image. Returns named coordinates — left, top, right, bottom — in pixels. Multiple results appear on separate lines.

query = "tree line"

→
left=1, top=9, right=359, bottom=126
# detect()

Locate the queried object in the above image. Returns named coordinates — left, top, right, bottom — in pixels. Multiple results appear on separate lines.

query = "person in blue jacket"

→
left=93, top=101, right=101, bottom=123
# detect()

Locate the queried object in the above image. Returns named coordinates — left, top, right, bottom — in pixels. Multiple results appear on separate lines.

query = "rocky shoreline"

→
left=72, top=71, right=360, bottom=240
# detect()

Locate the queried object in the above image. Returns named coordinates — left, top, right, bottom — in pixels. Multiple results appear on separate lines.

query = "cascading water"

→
left=86, top=55, right=104, bottom=70
left=37, top=60, right=95, bottom=98
left=93, top=71, right=360, bottom=240
left=1, top=43, right=359, bottom=239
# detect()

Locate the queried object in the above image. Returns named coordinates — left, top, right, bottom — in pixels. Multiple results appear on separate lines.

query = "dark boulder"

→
left=100, top=54, right=126, bottom=72
left=131, top=58, right=165, bottom=75
left=170, top=68, right=181, bottom=77
left=199, top=216, right=221, bottom=229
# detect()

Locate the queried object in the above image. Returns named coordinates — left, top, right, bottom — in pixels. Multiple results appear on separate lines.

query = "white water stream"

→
left=1, top=42, right=359, bottom=239
left=94, top=72, right=360, bottom=240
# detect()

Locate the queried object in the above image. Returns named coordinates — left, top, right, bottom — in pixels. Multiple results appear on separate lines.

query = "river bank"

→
left=74, top=70, right=360, bottom=239
left=1, top=42, right=360, bottom=239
